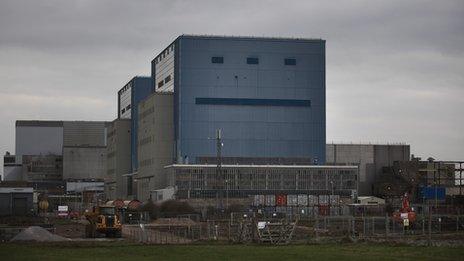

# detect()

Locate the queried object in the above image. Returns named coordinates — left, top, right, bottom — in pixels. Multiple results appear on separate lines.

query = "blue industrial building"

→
left=151, top=35, right=326, bottom=165
left=118, top=76, right=154, bottom=171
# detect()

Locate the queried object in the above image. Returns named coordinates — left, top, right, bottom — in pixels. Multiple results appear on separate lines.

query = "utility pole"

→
left=215, top=129, right=223, bottom=210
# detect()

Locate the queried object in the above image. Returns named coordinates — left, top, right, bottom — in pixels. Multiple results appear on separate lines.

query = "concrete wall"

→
left=130, top=77, right=154, bottom=172
left=63, top=121, right=107, bottom=147
left=62, top=121, right=109, bottom=180
left=63, top=147, right=106, bottom=180
left=326, top=144, right=410, bottom=195
left=173, top=35, right=326, bottom=164
left=137, top=93, right=174, bottom=200
left=106, top=119, right=131, bottom=199
left=15, top=121, right=63, bottom=156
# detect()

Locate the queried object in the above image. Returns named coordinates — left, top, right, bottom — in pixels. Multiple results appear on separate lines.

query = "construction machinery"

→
left=392, top=192, right=416, bottom=224
left=84, top=205, right=122, bottom=238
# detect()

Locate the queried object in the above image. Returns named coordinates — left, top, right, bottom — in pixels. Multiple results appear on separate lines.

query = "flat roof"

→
left=180, top=34, right=324, bottom=42
left=165, top=164, right=358, bottom=169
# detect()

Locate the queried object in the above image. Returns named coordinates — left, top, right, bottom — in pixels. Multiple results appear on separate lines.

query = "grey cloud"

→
left=0, top=0, right=463, bottom=175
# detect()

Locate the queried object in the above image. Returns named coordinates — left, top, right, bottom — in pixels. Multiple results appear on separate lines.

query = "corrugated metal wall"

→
left=175, top=36, right=326, bottom=164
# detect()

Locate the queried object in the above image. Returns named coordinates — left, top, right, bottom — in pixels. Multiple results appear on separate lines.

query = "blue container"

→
left=421, top=187, right=446, bottom=200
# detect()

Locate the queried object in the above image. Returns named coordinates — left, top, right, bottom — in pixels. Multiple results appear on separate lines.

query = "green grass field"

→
left=2, top=243, right=464, bottom=261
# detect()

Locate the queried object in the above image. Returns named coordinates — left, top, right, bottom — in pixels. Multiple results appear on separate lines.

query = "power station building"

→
left=117, top=76, right=154, bottom=172
left=3, top=120, right=109, bottom=191
left=152, top=35, right=326, bottom=165
left=129, top=35, right=327, bottom=200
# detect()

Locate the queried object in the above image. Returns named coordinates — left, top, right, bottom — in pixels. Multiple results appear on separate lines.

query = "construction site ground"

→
left=2, top=241, right=464, bottom=261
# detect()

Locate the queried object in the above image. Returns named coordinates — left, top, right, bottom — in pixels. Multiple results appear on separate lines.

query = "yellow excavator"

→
left=84, top=205, right=122, bottom=238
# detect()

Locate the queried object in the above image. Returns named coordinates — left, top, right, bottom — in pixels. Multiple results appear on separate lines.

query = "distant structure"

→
left=325, top=143, right=410, bottom=195
left=3, top=120, right=109, bottom=193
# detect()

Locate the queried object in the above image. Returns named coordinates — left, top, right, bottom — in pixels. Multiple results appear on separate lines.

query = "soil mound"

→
left=10, top=226, right=71, bottom=242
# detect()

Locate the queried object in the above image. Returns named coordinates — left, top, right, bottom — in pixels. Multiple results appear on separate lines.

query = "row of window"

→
left=157, top=75, right=172, bottom=88
left=120, top=104, right=131, bottom=114
left=154, top=45, right=175, bottom=64
left=212, top=56, right=297, bottom=65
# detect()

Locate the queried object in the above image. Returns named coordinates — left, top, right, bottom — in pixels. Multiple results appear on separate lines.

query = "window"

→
left=158, top=80, right=164, bottom=88
left=285, top=58, right=296, bottom=65
left=164, top=75, right=171, bottom=83
left=126, top=104, right=131, bottom=110
left=247, top=57, right=259, bottom=64
left=211, top=56, right=224, bottom=64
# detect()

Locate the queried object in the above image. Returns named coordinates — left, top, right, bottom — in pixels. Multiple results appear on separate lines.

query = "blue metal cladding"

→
left=195, top=98, right=310, bottom=107
left=130, top=77, right=154, bottom=172
left=420, top=187, right=446, bottom=200
left=175, top=36, right=326, bottom=164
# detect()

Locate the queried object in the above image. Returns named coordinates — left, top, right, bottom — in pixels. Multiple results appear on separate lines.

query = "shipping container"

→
left=330, top=206, right=340, bottom=216
left=420, top=187, right=446, bottom=200
left=265, top=195, right=276, bottom=206
left=329, top=195, right=340, bottom=206
left=297, top=194, right=308, bottom=206
left=319, top=195, right=329, bottom=205
left=253, top=195, right=265, bottom=206
left=308, top=195, right=318, bottom=206
left=264, top=206, right=276, bottom=214
left=276, top=194, right=287, bottom=206
left=287, top=195, right=298, bottom=206
left=341, top=205, right=351, bottom=216
left=318, top=205, right=330, bottom=216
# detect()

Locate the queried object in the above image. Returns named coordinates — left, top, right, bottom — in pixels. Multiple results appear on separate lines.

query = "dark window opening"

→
left=126, top=104, right=131, bottom=110
left=158, top=81, right=164, bottom=88
left=285, top=58, right=296, bottom=65
left=247, top=57, right=259, bottom=64
left=164, top=75, right=171, bottom=83
left=211, top=56, right=224, bottom=64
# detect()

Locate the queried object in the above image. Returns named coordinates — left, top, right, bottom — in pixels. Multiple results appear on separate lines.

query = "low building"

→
left=356, top=196, right=385, bottom=205
left=165, top=164, right=358, bottom=199
left=105, top=119, right=131, bottom=200
left=0, top=187, right=34, bottom=216
left=326, top=143, right=410, bottom=195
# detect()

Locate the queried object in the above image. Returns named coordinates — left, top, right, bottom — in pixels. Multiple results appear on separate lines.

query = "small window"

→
left=164, top=75, right=171, bottom=83
left=247, top=57, right=259, bottom=64
left=211, top=56, right=224, bottom=64
left=126, top=104, right=131, bottom=110
left=158, top=80, right=164, bottom=88
left=285, top=58, right=296, bottom=65
left=121, top=108, right=125, bottom=114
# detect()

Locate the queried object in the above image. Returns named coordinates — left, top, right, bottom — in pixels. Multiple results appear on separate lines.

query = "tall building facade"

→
left=151, top=35, right=326, bottom=166
left=105, top=119, right=131, bottom=199
left=117, top=76, right=154, bottom=172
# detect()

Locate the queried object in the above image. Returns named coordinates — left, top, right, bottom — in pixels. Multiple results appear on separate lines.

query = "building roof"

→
left=180, top=34, right=324, bottom=42
left=165, top=164, right=358, bottom=169
left=16, top=120, right=63, bottom=127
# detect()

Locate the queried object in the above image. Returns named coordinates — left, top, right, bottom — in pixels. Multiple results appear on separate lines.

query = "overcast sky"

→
left=0, top=0, right=463, bottom=175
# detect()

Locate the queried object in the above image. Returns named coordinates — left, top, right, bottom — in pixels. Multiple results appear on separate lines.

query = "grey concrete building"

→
left=4, top=120, right=110, bottom=186
left=15, top=121, right=63, bottom=156
left=136, top=92, right=174, bottom=200
left=105, top=119, right=131, bottom=200
left=62, top=121, right=109, bottom=180
left=325, top=143, right=410, bottom=195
